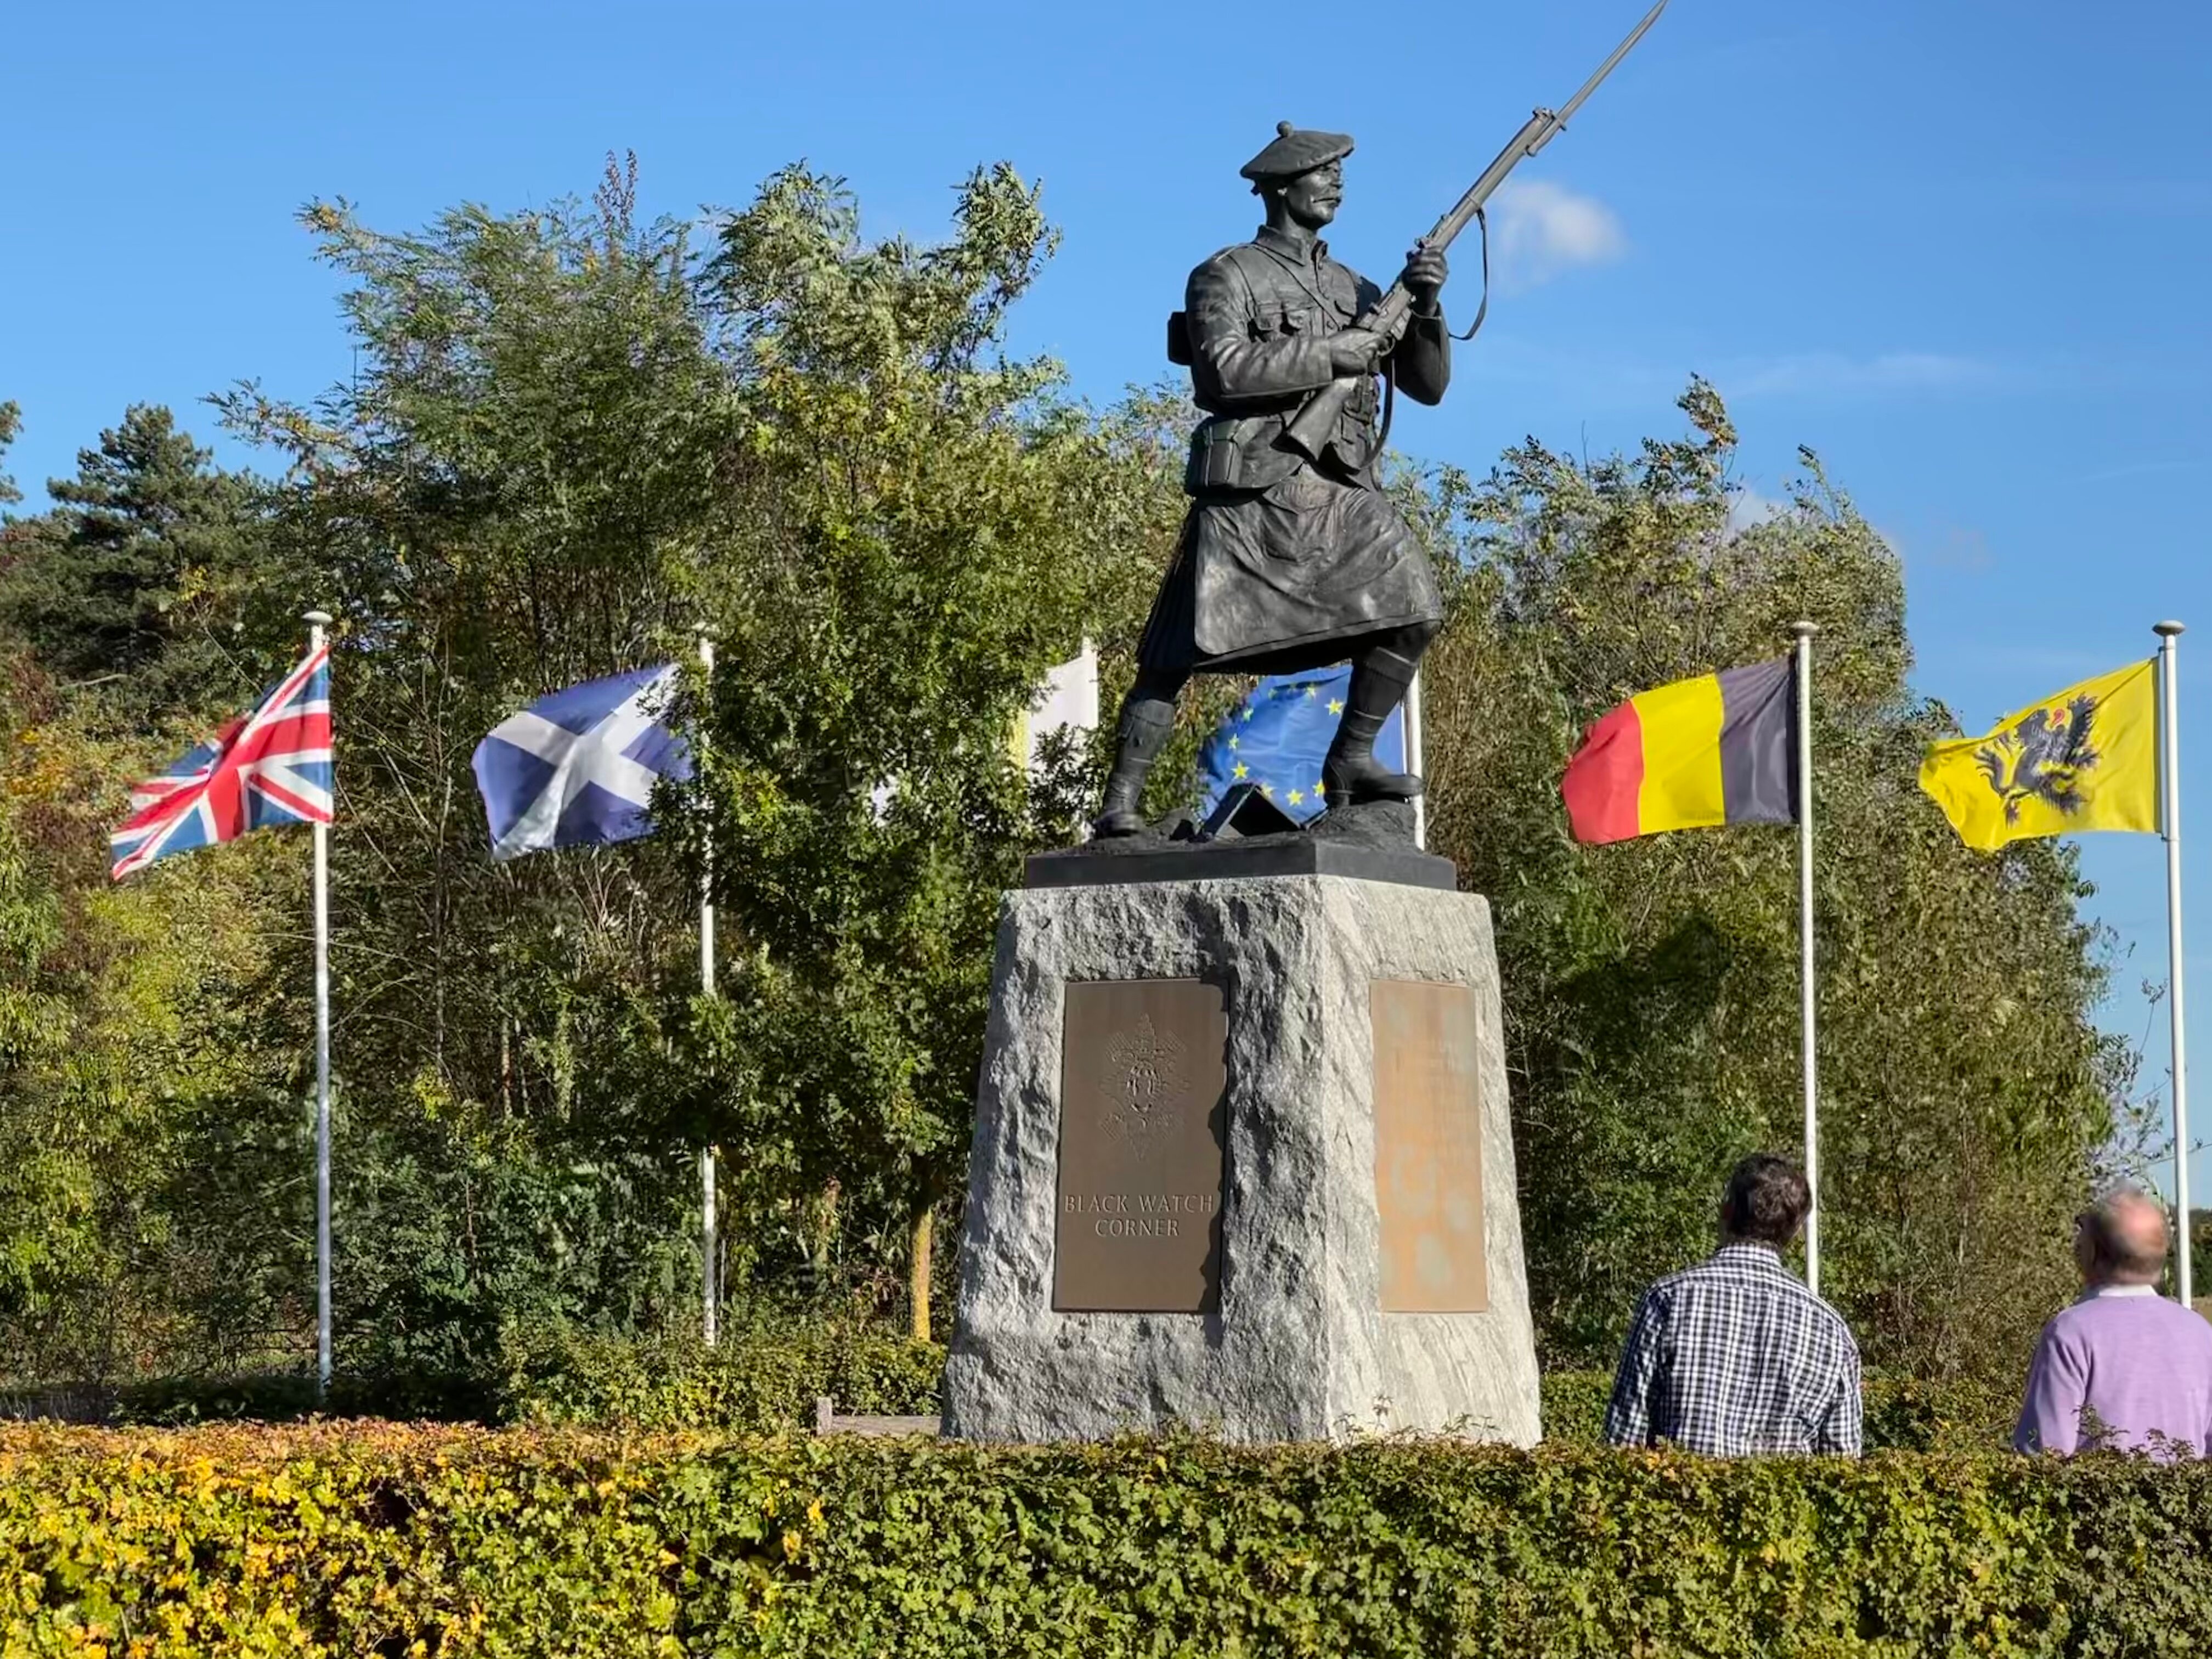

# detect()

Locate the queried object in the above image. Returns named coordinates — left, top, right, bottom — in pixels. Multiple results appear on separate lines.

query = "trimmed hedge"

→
left=1543, top=1368, right=2023, bottom=1453
left=95, top=1368, right=499, bottom=1426
left=59, top=1347, right=2025, bottom=1459
left=4, top=1424, right=2210, bottom=1656
left=501, top=1322, right=946, bottom=1430
left=2, top=1320, right=947, bottom=1431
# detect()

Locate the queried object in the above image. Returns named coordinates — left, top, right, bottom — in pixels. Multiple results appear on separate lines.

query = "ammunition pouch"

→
left=1184, top=413, right=1301, bottom=496
left=1185, top=416, right=1247, bottom=492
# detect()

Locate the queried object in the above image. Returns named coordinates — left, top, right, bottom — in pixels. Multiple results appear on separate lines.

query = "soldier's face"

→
left=1279, top=161, right=1342, bottom=230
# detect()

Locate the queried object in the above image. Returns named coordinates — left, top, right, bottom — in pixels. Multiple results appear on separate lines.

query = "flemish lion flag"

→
left=1562, top=658, right=1796, bottom=844
left=1918, top=659, right=2157, bottom=851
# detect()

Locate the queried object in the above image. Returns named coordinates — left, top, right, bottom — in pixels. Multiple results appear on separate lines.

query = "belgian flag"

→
left=1562, top=658, right=1797, bottom=844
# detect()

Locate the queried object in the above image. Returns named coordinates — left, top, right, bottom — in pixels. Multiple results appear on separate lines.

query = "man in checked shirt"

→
left=1604, top=1154, right=1863, bottom=1456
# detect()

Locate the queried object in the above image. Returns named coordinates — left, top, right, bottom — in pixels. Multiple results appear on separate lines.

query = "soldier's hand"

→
left=1402, top=245, right=1448, bottom=310
left=1327, top=328, right=1390, bottom=376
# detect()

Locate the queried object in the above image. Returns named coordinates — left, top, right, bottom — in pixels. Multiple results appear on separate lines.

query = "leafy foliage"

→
left=5, top=1425, right=2212, bottom=1655
left=0, top=1320, right=943, bottom=1431
left=1540, top=1367, right=2023, bottom=1454
left=0, top=405, right=290, bottom=727
left=185, top=153, right=1178, bottom=1359
left=503, top=1320, right=943, bottom=1430
left=0, top=161, right=2128, bottom=1395
left=0, top=644, right=295, bottom=1379
left=1421, top=386, right=2126, bottom=1378
left=0, top=402, right=20, bottom=507
left=676, top=162, right=1180, bottom=1282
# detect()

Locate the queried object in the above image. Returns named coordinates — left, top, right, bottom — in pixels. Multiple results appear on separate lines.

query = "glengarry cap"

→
left=1239, top=121, right=1355, bottom=184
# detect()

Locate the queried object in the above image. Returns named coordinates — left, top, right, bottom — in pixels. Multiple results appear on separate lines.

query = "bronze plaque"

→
left=1372, top=980, right=1487, bottom=1313
left=1053, top=979, right=1227, bottom=1313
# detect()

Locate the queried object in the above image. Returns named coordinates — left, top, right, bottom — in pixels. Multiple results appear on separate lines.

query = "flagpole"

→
left=1407, top=669, right=1427, bottom=851
left=304, top=608, right=335, bottom=1395
left=2158, top=620, right=2192, bottom=1308
left=1792, top=621, right=1821, bottom=1296
left=697, top=626, right=719, bottom=1347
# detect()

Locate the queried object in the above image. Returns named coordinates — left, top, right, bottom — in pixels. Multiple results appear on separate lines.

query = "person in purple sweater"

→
left=2015, top=1188, right=2212, bottom=1457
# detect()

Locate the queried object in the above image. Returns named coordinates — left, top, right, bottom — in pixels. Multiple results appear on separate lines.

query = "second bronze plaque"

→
left=1053, top=978, right=1227, bottom=1313
left=1372, top=979, right=1488, bottom=1313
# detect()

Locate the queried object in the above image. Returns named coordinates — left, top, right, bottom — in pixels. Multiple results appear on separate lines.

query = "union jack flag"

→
left=110, top=646, right=334, bottom=879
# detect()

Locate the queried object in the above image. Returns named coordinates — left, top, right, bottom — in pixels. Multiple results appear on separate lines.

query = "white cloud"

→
left=1486, top=180, right=1626, bottom=292
left=1720, top=352, right=1991, bottom=399
left=1725, top=486, right=1787, bottom=534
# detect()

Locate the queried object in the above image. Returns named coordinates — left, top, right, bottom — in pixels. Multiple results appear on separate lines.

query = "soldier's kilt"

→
left=1136, top=465, right=1443, bottom=675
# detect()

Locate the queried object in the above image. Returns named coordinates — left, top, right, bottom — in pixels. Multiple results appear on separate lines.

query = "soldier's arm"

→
left=1387, top=280, right=1451, bottom=407
left=1393, top=313, right=1451, bottom=405
left=1186, top=255, right=1335, bottom=408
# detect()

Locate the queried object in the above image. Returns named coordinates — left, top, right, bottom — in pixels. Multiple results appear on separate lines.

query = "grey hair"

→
left=2081, top=1187, right=2169, bottom=1280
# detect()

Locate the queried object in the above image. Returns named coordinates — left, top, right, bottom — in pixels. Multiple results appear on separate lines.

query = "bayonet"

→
left=1283, top=0, right=1671, bottom=460
left=1543, top=0, right=1671, bottom=149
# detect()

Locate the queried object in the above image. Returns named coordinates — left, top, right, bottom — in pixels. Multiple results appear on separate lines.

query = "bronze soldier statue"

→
left=1094, top=122, right=1452, bottom=837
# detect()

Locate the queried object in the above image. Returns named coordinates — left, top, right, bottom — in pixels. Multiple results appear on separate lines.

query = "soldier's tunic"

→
left=1137, top=224, right=1451, bottom=675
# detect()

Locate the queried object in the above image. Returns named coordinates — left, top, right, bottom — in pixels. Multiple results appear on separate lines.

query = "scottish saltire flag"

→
left=1194, top=664, right=1405, bottom=827
left=471, top=664, right=692, bottom=861
left=110, top=646, right=334, bottom=879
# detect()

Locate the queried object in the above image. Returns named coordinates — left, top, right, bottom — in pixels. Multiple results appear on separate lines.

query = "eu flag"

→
left=1194, top=665, right=1406, bottom=827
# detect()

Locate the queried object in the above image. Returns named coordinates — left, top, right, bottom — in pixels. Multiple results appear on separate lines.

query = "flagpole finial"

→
left=303, top=609, right=333, bottom=627
left=2156, top=620, right=2187, bottom=637
left=1790, top=619, right=1819, bottom=639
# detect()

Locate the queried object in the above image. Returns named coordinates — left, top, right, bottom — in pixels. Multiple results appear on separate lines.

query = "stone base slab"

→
left=944, top=874, right=1539, bottom=1444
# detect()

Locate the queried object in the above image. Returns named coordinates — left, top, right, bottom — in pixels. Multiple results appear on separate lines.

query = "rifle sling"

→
left=1449, top=206, right=1489, bottom=343
left=1377, top=204, right=1487, bottom=457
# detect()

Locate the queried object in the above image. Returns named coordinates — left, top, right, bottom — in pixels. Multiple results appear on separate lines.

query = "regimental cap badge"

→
left=1100, top=1013, right=1190, bottom=1145
left=1239, top=120, right=1355, bottom=184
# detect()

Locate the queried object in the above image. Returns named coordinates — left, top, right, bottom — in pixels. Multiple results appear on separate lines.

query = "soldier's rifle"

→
left=1282, top=0, right=1671, bottom=461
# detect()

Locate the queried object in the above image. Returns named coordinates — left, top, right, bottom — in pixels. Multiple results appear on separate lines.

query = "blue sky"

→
left=5, top=1, right=2211, bottom=1196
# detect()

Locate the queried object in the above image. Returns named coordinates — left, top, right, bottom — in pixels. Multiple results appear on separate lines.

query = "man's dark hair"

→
left=1722, top=1154, right=1812, bottom=1246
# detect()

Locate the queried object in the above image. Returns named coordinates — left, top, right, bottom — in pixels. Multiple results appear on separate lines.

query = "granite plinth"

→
left=1026, top=837, right=1458, bottom=891
left=944, top=873, right=1539, bottom=1445
left=1025, top=798, right=1456, bottom=891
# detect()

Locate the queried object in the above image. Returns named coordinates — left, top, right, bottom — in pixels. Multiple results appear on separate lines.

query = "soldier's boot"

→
left=1324, top=623, right=1438, bottom=811
left=1092, top=681, right=1182, bottom=838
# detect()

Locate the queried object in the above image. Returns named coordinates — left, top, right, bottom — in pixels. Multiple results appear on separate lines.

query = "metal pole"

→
left=1792, top=622, right=1820, bottom=1295
left=697, top=627, right=719, bottom=1347
left=305, top=609, right=334, bottom=1395
left=2158, top=621, right=2192, bottom=1307
left=1407, top=669, right=1427, bottom=851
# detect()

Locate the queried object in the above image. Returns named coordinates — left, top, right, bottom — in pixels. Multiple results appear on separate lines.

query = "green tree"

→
left=0, top=163, right=2124, bottom=1396
left=1420, top=383, right=2120, bottom=1380
left=0, top=406, right=284, bottom=725
left=212, top=156, right=733, bottom=1375
left=214, top=154, right=1181, bottom=1355
left=680, top=163, right=1177, bottom=1331
left=0, top=401, right=21, bottom=507
left=0, top=641, right=299, bottom=1379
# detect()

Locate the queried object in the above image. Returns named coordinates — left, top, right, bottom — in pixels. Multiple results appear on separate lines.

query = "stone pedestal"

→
left=944, top=872, right=1538, bottom=1444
